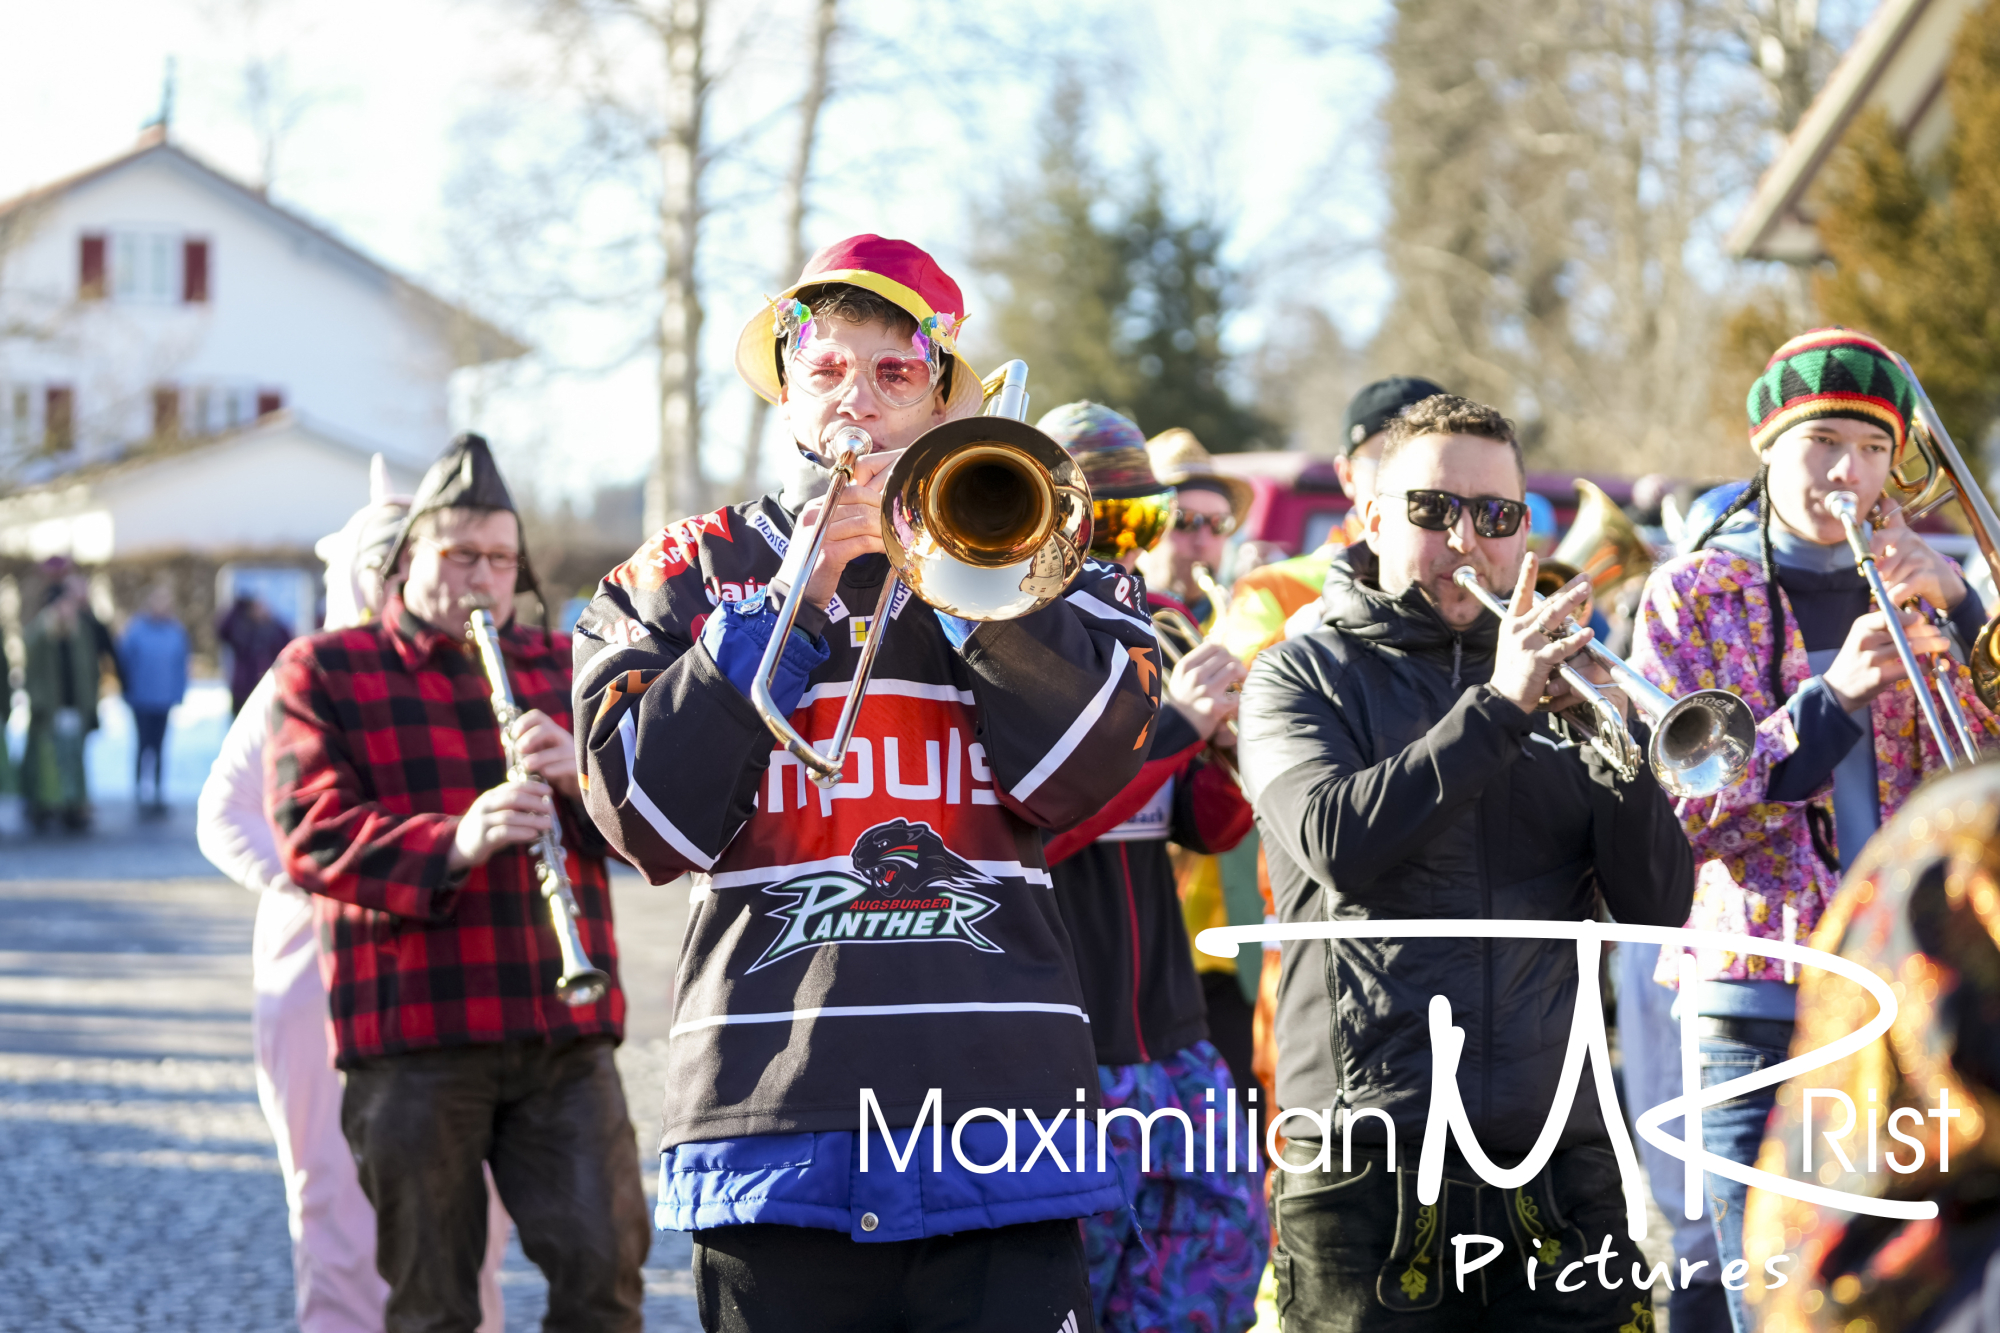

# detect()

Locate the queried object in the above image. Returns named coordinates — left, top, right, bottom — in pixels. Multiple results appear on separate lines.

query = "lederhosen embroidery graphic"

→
left=1503, top=1163, right=1584, bottom=1276
left=1375, top=1155, right=1447, bottom=1312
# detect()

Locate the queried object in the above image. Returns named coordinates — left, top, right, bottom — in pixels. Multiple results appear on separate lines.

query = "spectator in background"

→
left=217, top=594, right=292, bottom=715
left=23, top=583, right=101, bottom=833
left=0, top=629, right=14, bottom=801
left=119, top=584, right=189, bottom=817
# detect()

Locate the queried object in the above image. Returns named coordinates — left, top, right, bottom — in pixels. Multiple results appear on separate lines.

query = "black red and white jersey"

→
left=1043, top=689, right=1253, bottom=1067
left=573, top=494, right=1161, bottom=1147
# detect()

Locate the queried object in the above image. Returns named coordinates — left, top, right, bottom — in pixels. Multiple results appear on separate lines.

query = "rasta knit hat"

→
left=733, top=234, right=985, bottom=419
left=1035, top=401, right=1169, bottom=500
left=1747, top=328, right=1916, bottom=460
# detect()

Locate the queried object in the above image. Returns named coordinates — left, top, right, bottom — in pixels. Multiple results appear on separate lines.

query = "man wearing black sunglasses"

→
left=1238, top=394, right=1693, bottom=1331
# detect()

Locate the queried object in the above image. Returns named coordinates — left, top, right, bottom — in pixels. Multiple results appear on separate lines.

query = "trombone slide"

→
left=1826, top=490, right=1971, bottom=771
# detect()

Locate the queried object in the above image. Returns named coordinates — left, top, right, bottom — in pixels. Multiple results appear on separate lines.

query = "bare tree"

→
left=735, top=0, right=839, bottom=501
left=1368, top=0, right=1790, bottom=477
left=648, top=0, right=710, bottom=533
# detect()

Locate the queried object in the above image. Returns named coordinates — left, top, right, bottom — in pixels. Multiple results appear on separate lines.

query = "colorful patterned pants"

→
left=1085, top=1042, right=1269, bottom=1333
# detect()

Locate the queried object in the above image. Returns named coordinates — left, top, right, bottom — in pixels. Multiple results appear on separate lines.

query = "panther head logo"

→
left=850, top=819, right=987, bottom=896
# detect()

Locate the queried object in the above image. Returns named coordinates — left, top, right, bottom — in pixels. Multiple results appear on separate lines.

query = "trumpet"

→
left=1452, top=567, right=1756, bottom=797
left=1825, top=491, right=1983, bottom=769
left=467, top=605, right=610, bottom=1008
left=750, top=360, right=1092, bottom=787
left=1151, top=562, right=1228, bottom=668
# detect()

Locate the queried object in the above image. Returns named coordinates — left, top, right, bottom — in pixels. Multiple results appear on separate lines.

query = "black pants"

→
left=1272, top=1139, right=1655, bottom=1332
left=1201, top=969, right=1257, bottom=1096
left=340, top=1036, right=651, bottom=1333
left=131, top=708, right=169, bottom=802
left=693, top=1219, right=1098, bottom=1333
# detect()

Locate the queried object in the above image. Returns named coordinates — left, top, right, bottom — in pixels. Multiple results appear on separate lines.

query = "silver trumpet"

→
left=467, top=605, right=611, bottom=1008
left=1825, top=490, right=1982, bottom=769
left=1452, top=567, right=1755, bottom=796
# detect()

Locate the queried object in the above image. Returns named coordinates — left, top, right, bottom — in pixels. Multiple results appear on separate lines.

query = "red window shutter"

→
left=153, top=385, right=181, bottom=437
left=183, top=239, right=210, bottom=303
left=79, top=235, right=106, bottom=299
left=45, top=385, right=74, bottom=451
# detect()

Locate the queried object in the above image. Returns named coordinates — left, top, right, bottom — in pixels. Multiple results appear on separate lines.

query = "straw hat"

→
left=1145, top=428, right=1253, bottom=528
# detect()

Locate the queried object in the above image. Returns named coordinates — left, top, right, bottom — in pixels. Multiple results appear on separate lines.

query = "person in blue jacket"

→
left=118, top=584, right=189, bottom=816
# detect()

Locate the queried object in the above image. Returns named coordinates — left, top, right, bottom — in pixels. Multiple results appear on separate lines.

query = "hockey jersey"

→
left=573, top=494, right=1162, bottom=1148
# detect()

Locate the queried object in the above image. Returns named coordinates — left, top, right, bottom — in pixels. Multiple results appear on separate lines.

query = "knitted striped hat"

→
left=1747, top=328, right=1915, bottom=459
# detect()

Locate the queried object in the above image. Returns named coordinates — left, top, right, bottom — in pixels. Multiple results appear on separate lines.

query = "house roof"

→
left=1727, top=0, right=1974, bottom=262
left=0, top=126, right=529, bottom=365
left=1, top=408, right=408, bottom=493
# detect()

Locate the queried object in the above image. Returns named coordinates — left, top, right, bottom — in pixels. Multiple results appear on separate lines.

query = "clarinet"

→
left=466, top=604, right=610, bottom=1008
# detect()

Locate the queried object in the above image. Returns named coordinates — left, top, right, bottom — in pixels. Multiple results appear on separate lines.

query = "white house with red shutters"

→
left=0, top=125, right=523, bottom=561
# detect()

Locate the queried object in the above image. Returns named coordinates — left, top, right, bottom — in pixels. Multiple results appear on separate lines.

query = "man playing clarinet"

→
left=267, top=433, right=649, bottom=1331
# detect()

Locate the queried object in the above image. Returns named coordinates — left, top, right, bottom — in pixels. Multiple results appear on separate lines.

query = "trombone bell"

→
left=884, top=416, right=1091, bottom=620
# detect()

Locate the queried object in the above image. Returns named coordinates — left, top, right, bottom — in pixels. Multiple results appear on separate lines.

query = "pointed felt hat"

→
left=379, top=433, right=541, bottom=599
left=733, top=234, right=986, bottom=420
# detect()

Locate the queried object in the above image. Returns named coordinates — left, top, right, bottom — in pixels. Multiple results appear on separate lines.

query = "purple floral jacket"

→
left=1628, top=548, right=1999, bottom=983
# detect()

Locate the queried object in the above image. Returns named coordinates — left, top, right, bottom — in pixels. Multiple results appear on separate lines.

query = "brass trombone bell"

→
left=750, top=359, right=1092, bottom=787
left=884, top=415, right=1091, bottom=621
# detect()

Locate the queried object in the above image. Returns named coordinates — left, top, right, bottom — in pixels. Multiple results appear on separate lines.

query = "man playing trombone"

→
left=1628, top=327, right=2000, bottom=1333
left=1238, top=393, right=1694, bottom=1331
left=265, top=434, right=649, bottom=1331
left=572, top=236, right=1162, bottom=1332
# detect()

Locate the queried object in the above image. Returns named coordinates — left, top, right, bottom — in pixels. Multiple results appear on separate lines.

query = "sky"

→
left=0, top=0, right=1391, bottom=504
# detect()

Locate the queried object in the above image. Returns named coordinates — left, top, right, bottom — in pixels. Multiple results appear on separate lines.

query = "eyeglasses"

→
left=422, top=540, right=521, bottom=572
left=1381, top=489, right=1528, bottom=538
left=1090, top=493, right=1177, bottom=559
left=787, top=340, right=941, bottom=409
left=1172, top=509, right=1239, bottom=538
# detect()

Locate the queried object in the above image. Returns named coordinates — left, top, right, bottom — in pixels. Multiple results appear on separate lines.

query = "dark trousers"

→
left=1272, top=1139, right=1655, bottom=1332
left=340, top=1035, right=650, bottom=1333
left=1201, top=969, right=1257, bottom=1097
left=693, top=1219, right=1098, bottom=1333
left=131, top=708, right=169, bottom=802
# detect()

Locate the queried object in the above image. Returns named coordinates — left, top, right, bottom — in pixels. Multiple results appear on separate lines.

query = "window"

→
left=44, top=385, right=73, bottom=452
left=183, top=239, right=210, bottom=303
left=78, top=234, right=106, bottom=300
left=7, top=386, right=32, bottom=448
left=153, top=385, right=181, bottom=438
left=255, top=388, right=283, bottom=418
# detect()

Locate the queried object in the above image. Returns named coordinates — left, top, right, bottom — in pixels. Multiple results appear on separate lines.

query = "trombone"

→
left=1452, top=567, right=1756, bottom=797
left=749, top=360, right=1092, bottom=787
left=1826, top=490, right=1983, bottom=768
left=1814, top=351, right=2000, bottom=770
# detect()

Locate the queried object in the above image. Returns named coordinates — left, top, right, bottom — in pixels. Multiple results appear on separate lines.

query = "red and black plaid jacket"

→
left=266, top=597, right=622, bottom=1065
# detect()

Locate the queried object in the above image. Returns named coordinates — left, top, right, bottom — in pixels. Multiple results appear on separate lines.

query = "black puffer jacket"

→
left=1239, top=554, right=1693, bottom=1155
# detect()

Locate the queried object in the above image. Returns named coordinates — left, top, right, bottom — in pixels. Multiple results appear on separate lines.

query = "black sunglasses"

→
left=1381, top=489, right=1528, bottom=538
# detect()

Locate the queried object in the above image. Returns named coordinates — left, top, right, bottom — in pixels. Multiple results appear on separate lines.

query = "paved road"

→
left=0, top=795, right=699, bottom=1332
